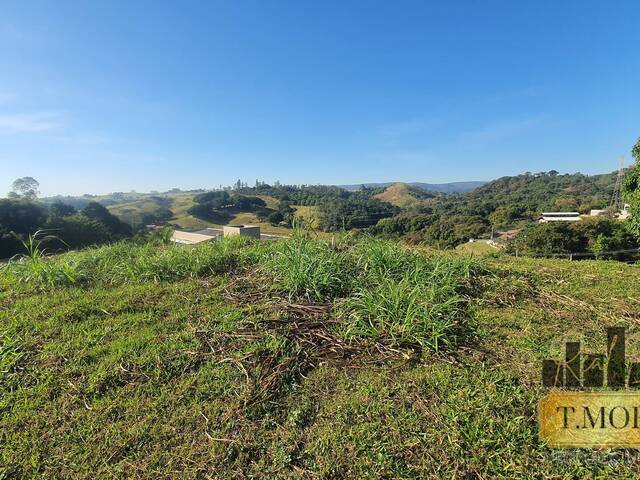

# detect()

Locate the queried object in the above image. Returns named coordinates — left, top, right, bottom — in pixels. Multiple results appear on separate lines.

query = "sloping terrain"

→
left=106, top=193, right=293, bottom=235
left=374, top=182, right=436, bottom=208
left=340, top=181, right=486, bottom=194
left=108, top=196, right=174, bottom=228
left=2, top=237, right=639, bottom=478
left=461, top=171, right=618, bottom=214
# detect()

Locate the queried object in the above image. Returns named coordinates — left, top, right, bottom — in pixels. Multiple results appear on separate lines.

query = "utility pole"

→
left=611, top=157, right=625, bottom=212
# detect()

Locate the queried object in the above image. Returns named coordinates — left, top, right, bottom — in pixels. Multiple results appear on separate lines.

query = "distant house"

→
left=171, top=228, right=222, bottom=245
left=589, top=209, right=607, bottom=217
left=618, top=204, right=631, bottom=220
left=538, top=212, right=581, bottom=223
left=223, top=225, right=260, bottom=239
left=171, top=225, right=266, bottom=244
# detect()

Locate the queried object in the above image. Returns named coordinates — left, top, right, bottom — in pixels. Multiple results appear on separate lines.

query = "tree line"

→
left=1, top=178, right=132, bottom=258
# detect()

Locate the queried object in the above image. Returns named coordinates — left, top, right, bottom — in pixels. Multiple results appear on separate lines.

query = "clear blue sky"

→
left=1, top=1, right=639, bottom=196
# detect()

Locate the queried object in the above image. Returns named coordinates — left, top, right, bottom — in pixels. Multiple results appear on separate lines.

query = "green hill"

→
left=2, top=236, right=639, bottom=477
left=458, top=170, right=619, bottom=216
left=374, top=182, right=436, bottom=208
left=104, top=193, right=294, bottom=235
left=108, top=196, right=174, bottom=228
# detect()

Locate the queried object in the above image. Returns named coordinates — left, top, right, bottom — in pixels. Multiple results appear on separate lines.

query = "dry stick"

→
left=538, top=289, right=637, bottom=323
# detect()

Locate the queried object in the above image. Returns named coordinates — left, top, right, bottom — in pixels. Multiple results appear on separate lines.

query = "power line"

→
left=610, top=156, right=625, bottom=211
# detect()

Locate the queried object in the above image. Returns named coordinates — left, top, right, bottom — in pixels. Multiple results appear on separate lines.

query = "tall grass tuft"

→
left=260, top=237, right=356, bottom=302
left=2, top=235, right=256, bottom=289
left=4, top=230, right=80, bottom=288
left=260, top=236, right=485, bottom=350
left=336, top=238, right=485, bottom=350
left=1, top=233, right=486, bottom=350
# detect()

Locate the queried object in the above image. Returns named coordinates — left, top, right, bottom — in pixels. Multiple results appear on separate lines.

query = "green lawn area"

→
left=2, top=237, right=639, bottom=478
left=455, top=240, right=497, bottom=255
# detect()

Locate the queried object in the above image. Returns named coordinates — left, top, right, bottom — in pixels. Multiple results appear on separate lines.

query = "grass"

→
left=373, top=182, right=431, bottom=208
left=107, top=192, right=295, bottom=235
left=338, top=239, right=483, bottom=349
left=292, top=205, right=320, bottom=229
left=2, top=236, right=640, bottom=478
left=456, top=240, right=498, bottom=255
left=1, top=235, right=255, bottom=290
left=259, top=236, right=356, bottom=302
left=108, top=197, right=173, bottom=229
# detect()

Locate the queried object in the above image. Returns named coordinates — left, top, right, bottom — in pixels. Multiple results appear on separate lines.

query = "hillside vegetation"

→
left=108, top=196, right=174, bottom=228
left=2, top=235, right=640, bottom=478
left=460, top=170, right=618, bottom=217
left=339, top=181, right=485, bottom=193
left=370, top=170, right=624, bottom=247
left=14, top=168, right=628, bottom=257
left=105, top=192, right=295, bottom=235
left=373, top=182, right=436, bottom=208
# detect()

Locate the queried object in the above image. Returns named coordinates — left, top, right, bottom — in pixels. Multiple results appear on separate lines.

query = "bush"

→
left=267, top=211, right=284, bottom=225
left=510, top=218, right=639, bottom=256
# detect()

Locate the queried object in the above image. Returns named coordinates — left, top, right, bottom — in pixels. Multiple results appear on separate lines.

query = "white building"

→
left=222, top=225, right=261, bottom=238
left=538, top=212, right=581, bottom=223
left=171, top=228, right=222, bottom=245
left=618, top=204, right=631, bottom=220
left=589, top=209, right=607, bottom=217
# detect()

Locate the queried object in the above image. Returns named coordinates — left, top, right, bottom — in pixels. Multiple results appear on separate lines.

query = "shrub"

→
left=267, top=211, right=284, bottom=225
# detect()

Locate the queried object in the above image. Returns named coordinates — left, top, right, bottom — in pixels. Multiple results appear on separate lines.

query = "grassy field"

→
left=455, top=240, right=498, bottom=255
left=107, top=193, right=295, bottom=235
left=1, top=236, right=640, bottom=478
left=373, top=183, right=431, bottom=208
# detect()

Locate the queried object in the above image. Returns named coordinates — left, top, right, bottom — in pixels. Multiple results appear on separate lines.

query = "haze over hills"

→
left=338, top=181, right=486, bottom=193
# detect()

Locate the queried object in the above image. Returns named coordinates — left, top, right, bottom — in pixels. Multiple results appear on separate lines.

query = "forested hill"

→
left=339, top=181, right=485, bottom=193
left=448, top=170, right=619, bottom=217
left=370, top=170, right=624, bottom=248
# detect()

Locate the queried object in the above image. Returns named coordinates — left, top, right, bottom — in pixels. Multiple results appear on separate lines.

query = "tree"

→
left=81, top=202, right=132, bottom=237
left=49, top=201, right=77, bottom=218
left=0, top=198, right=47, bottom=234
left=510, top=217, right=638, bottom=257
left=267, top=211, right=284, bottom=224
left=10, top=177, right=40, bottom=200
left=488, top=206, right=524, bottom=228
left=511, top=223, right=583, bottom=255
left=554, top=197, right=579, bottom=211
left=46, top=214, right=111, bottom=250
left=623, top=137, right=640, bottom=238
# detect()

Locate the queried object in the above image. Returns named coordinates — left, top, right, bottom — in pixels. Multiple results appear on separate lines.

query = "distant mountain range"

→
left=338, top=181, right=486, bottom=194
